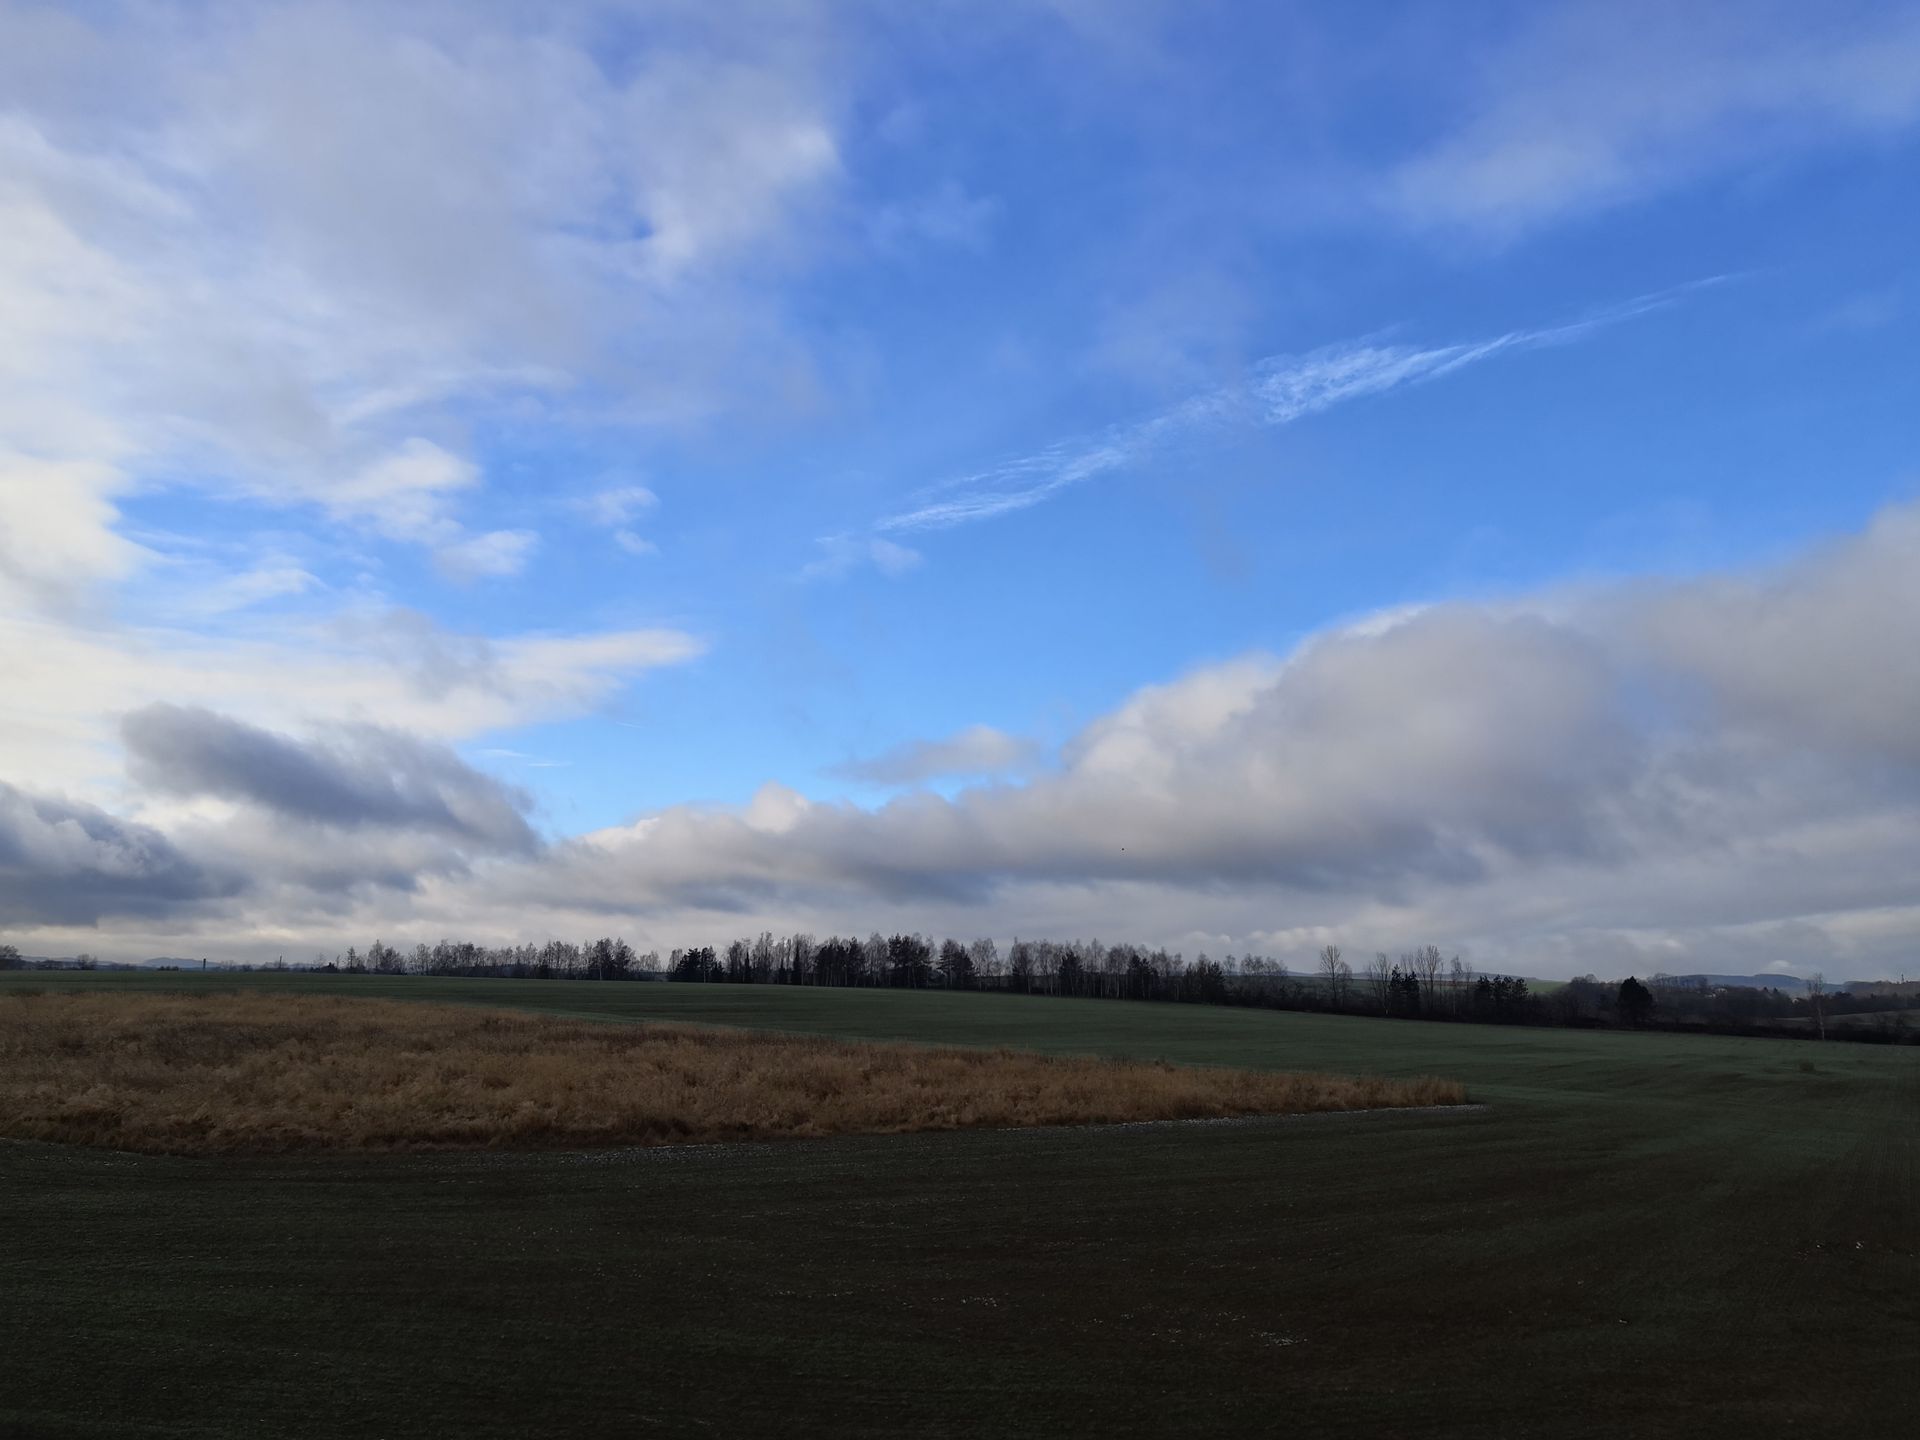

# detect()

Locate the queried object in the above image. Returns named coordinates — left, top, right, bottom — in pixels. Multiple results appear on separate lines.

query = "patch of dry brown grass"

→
left=0, top=991, right=1466, bottom=1155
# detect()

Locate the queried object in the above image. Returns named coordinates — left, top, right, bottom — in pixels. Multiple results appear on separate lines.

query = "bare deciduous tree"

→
left=1365, top=952, right=1394, bottom=1014
left=1412, top=944, right=1445, bottom=1011
left=1448, top=955, right=1475, bottom=1017
left=968, top=937, right=1000, bottom=980
left=1318, top=945, right=1344, bottom=1005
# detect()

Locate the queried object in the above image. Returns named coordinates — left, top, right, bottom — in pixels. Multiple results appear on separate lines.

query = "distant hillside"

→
left=1655, top=973, right=1909, bottom=995
left=9, top=956, right=133, bottom=970
left=8, top=956, right=202, bottom=971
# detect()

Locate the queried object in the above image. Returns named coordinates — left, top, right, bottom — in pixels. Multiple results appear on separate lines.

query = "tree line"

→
left=3, top=934, right=1906, bottom=1043
left=335, top=938, right=660, bottom=981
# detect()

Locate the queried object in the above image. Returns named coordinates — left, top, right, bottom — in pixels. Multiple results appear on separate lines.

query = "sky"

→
left=2, top=0, right=1918, bottom=977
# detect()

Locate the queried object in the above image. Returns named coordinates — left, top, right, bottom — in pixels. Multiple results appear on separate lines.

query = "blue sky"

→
left=3, top=1, right=1919, bottom=974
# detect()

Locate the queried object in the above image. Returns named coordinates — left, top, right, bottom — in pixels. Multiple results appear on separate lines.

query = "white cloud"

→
left=327, top=440, right=479, bottom=543
left=582, top=484, right=663, bottom=559
left=478, top=747, right=568, bottom=771
left=0, top=1, right=853, bottom=613
left=0, top=3, right=811, bottom=923
left=6, top=3, right=1919, bottom=980
left=418, top=499, right=1920, bottom=975
left=870, top=179, right=1000, bottom=256
left=150, top=562, right=322, bottom=621
left=581, top=484, right=660, bottom=527
left=0, top=452, right=147, bottom=612
left=435, top=530, right=539, bottom=582
left=1385, top=1, right=1920, bottom=236
left=567, top=484, right=662, bottom=557
left=15, top=499, right=1920, bottom=976
left=0, top=605, right=704, bottom=803
left=801, top=535, right=924, bottom=581
left=870, top=538, right=924, bottom=578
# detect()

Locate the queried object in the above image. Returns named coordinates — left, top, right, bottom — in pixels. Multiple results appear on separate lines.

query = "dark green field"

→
left=3, top=972, right=1914, bottom=1438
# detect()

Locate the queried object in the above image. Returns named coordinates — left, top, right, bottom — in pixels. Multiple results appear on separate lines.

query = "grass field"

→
left=0, top=990, right=1458, bottom=1154
left=2, top=971, right=1915, bottom=1438
left=1780, top=1007, right=1920, bottom=1032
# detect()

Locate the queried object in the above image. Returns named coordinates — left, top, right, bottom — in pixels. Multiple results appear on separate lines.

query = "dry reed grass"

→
left=0, top=990, right=1466, bottom=1155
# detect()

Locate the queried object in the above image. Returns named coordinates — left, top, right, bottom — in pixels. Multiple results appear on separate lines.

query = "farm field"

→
left=1781, top=1007, right=1920, bottom=1033
left=2, top=972, right=1915, bottom=1438
left=0, top=990, right=1458, bottom=1154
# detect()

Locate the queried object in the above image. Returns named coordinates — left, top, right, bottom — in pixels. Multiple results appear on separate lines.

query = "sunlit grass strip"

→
left=0, top=991, right=1466, bottom=1155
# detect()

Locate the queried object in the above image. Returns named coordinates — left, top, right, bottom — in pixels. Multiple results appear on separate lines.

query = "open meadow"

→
left=0, top=990, right=1456, bottom=1154
left=2, top=971, right=1915, bottom=1438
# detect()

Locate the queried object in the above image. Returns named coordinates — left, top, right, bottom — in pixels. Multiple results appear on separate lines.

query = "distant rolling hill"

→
left=1657, top=973, right=1911, bottom=994
left=10, top=956, right=204, bottom=970
left=1655, top=973, right=1810, bottom=993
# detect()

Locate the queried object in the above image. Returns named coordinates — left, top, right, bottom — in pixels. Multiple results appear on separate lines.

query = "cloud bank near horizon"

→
left=7, top=500, right=1919, bottom=978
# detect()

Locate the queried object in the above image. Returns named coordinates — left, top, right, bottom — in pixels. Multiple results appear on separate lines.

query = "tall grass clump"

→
left=0, top=991, right=1465, bottom=1155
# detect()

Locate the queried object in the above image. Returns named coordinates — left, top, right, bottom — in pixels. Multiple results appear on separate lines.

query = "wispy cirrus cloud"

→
left=576, top=485, right=659, bottom=528
left=571, top=484, right=661, bottom=559
left=876, top=279, right=1732, bottom=537
left=799, top=535, right=924, bottom=583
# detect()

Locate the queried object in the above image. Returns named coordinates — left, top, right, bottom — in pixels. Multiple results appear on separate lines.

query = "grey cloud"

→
left=122, top=704, right=537, bottom=854
left=833, top=725, right=1039, bottom=786
left=0, top=780, right=240, bottom=925
left=536, top=608, right=1642, bottom=911
left=176, top=812, right=519, bottom=896
left=1620, top=501, right=1920, bottom=766
left=23, top=502, right=1920, bottom=982
left=492, top=500, right=1920, bottom=972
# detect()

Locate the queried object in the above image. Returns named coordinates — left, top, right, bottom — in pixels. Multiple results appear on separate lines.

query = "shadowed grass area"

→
left=0, top=990, right=1462, bottom=1154
left=1, top=971, right=1914, bottom=1439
